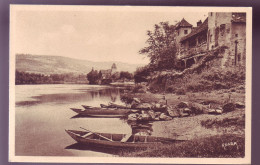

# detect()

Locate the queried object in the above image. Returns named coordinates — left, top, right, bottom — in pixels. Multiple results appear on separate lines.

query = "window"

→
left=184, top=30, right=188, bottom=34
left=235, top=34, right=238, bottom=37
left=220, top=24, right=226, bottom=36
left=211, top=12, right=213, bottom=16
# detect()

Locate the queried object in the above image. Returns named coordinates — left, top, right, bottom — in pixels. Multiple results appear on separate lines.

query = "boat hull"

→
left=70, top=108, right=131, bottom=117
left=65, top=130, right=184, bottom=149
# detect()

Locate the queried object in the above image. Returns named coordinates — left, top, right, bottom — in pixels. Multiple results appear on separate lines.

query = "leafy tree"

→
left=87, top=69, right=100, bottom=84
left=15, top=70, right=88, bottom=84
left=134, top=66, right=151, bottom=83
left=120, top=71, right=133, bottom=80
left=139, top=22, right=177, bottom=70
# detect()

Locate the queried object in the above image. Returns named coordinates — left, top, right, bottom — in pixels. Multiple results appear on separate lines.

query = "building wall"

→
left=207, top=12, right=246, bottom=69
left=176, top=12, right=246, bottom=70
left=179, top=31, right=207, bottom=59
left=175, top=27, right=192, bottom=56
left=208, top=12, right=232, bottom=51
left=229, top=23, right=246, bottom=68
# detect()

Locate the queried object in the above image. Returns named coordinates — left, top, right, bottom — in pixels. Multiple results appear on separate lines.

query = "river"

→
left=15, top=84, right=148, bottom=157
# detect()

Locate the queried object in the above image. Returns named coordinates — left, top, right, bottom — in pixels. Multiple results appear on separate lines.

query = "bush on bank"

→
left=147, top=67, right=245, bottom=94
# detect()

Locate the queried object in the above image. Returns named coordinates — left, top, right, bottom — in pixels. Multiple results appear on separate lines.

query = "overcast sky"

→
left=12, top=6, right=208, bottom=64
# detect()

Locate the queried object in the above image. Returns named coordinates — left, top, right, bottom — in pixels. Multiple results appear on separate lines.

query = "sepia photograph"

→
left=9, top=5, right=252, bottom=164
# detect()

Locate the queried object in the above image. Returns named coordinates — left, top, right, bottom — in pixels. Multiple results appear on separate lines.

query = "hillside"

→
left=16, top=54, right=144, bottom=75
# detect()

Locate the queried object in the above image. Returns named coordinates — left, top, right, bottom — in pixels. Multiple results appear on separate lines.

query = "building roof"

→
left=176, top=18, right=193, bottom=29
left=231, top=13, right=246, bottom=23
left=180, top=18, right=208, bottom=42
left=111, top=63, right=117, bottom=69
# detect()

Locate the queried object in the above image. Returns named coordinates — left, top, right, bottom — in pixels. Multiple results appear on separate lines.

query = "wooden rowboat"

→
left=81, top=105, right=94, bottom=109
left=81, top=105, right=139, bottom=112
left=65, top=129, right=184, bottom=149
left=81, top=105, right=102, bottom=110
left=82, top=105, right=131, bottom=111
left=100, top=103, right=130, bottom=109
left=70, top=108, right=131, bottom=117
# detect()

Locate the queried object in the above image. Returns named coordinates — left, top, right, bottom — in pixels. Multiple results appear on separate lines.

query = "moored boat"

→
left=81, top=105, right=94, bottom=109
left=81, top=105, right=105, bottom=110
left=70, top=108, right=131, bottom=117
left=100, top=103, right=130, bottom=109
left=65, top=129, right=184, bottom=149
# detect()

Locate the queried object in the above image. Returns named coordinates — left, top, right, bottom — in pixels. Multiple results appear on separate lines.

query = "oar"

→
left=80, top=127, right=113, bottom=142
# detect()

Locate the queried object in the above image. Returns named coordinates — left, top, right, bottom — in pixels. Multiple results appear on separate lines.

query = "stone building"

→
left=175, top=12, right=246, bottom=70
left=207, top=12, right=246, bottom=68
left=177, top=18, right=208, bottom=69
left=174, top=18, right=193, bottom=53
left=100, top=63, right=118, bottom=79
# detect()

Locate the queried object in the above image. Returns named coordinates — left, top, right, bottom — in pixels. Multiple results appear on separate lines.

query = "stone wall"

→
left=207, top=12, right=246, bottom=70
left=229, top=23, right=246, bottom=69
left=208, top=12, right=232, bottom=51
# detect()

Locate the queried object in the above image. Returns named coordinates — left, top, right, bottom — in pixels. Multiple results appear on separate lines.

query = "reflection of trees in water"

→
left=88, top=88, right=121, bottom=102
left=16, top=87, right=122, bottom=107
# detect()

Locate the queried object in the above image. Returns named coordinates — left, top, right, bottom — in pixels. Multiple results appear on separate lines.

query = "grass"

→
left=119, top=134, right=244, bottom=158
left=201, top=115, right=245, bottom=129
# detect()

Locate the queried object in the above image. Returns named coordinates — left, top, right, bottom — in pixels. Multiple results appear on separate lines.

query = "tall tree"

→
left=139, top=22, right=177, bottom=70
left=87, top=69, right=100, bottom=84
left=120, top=71, right=133, bottom=80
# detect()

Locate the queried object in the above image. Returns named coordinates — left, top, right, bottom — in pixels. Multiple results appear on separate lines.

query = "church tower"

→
left=111, top=63, right=117, bottom=74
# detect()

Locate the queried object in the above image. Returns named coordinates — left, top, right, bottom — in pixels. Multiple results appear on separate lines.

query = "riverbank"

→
left=120, top=88, right=245, bottom=157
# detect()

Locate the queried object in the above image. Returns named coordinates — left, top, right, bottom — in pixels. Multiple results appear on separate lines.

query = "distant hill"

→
left=16, top=54, right=144, bottom=75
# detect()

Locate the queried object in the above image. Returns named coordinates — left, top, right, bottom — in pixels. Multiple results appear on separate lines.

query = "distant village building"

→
left=100, top=63, right=118, bottom=79
left=175, top=12, right=246, bottom=70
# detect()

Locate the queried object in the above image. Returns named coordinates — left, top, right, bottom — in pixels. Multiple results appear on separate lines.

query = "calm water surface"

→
left=15, top=84, right=135, bottom=157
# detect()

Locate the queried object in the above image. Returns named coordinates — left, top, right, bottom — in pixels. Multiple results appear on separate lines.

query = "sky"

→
left=12, top=6, right=208, bottom=64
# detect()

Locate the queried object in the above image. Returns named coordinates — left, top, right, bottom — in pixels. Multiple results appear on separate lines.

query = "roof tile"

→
left=180, top=18, right=208, bottom=42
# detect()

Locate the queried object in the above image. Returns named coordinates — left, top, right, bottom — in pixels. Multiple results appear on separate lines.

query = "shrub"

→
left=132, top=84, right=147, bottom=93
left=120, top=95, right=133, bottom=104
left=164, top=67, right=246, bottom=93
left=201, top=116, right=245, bottom=129
left=175, top=88, right=186, bottom=95
left=166, top=86, right=174, bottom=93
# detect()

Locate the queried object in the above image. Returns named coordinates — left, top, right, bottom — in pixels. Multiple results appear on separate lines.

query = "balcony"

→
left=178, top=42, right=207, bottom=59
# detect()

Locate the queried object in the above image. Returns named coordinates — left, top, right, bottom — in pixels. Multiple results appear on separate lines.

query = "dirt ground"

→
left=130, top=89, right=245, bottom=140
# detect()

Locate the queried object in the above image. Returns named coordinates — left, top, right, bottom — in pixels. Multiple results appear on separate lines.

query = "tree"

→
left=87, top=69, right=100, bottom=84
left=134, top=66, right=151, bottom=84
left=119, top=71, right=133, bottom=80
left=139, top=22, right=177, bottom=70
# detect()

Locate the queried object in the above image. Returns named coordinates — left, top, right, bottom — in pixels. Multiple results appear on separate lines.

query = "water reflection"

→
left=65, top=143, right=129, bottom=155
left=16, top=87, right=122, bottom=107
left=15, top=84, right=156, bottom=156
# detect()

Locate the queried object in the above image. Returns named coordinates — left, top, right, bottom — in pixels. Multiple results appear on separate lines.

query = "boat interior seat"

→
left=82, top=132, right=93, bottom=138
left=121, top=134, right=132, bottom=142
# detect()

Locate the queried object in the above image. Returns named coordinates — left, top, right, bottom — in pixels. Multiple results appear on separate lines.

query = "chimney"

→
left=197, top=20, right=202, bottom=27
